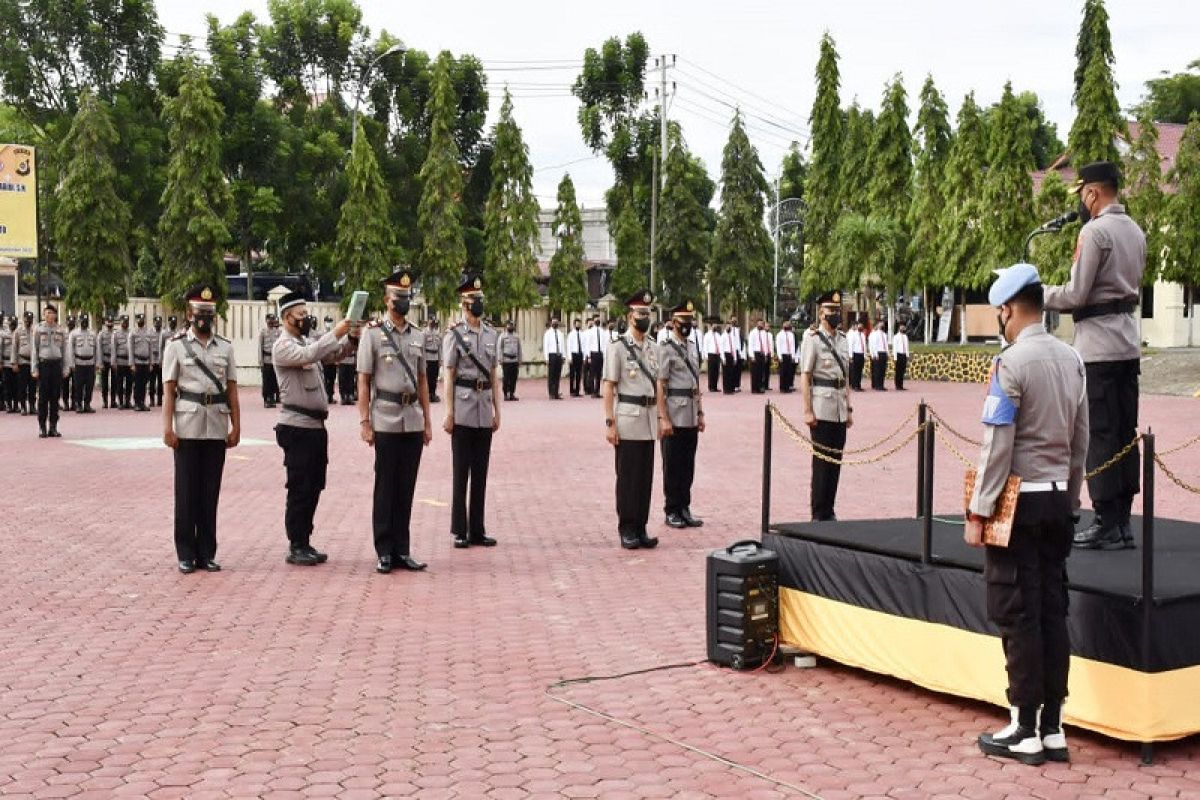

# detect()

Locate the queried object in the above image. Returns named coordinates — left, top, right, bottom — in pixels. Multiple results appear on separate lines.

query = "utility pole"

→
left=648, top=54, right=674, bottom=303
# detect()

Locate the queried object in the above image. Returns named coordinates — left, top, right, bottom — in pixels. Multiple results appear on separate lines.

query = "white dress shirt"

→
left=775, top=328, right=797, bottom=359
left=703, top=330, right=719, bottom=356
left=748, top=328, right=773, bottom=356
left=849, top=329, right=867, bottom=355
left=718, top=331, right=733, bottom=358
left=868, top=328, right=889, bottom=356
left=567, top=328, right=584, bottom=355
left=892, top=332, right=910, bottom=356
left=543, top=327, right=564, bottom=356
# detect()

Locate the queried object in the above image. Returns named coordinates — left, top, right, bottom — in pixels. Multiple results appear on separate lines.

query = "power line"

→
left=672, top=95, right=802, bottom=152
left=676, top=55, right=809, bottom=124
left=674, top=68, right=810, bottom=143
left=672, top=98, right=796, bottom=154
left=674, top=80, right=809, bottom=144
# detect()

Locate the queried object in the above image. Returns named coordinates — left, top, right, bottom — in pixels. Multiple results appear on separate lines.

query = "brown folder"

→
left=963, top=468, right=1021, bottom=547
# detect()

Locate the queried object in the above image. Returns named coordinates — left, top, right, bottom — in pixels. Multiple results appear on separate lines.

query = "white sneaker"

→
left=978, top=708, right=1046, bottom=766
left=1041, top=730, right=1069, bottom=762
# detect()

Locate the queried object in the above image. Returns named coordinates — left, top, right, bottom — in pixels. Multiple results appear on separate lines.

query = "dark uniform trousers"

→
left=152, top=365, right=164, bottom=405
left=260, top=365, right=279, bottom=404
left=589, top=353, right=605, bottom=397
left=116, top=364, right=133, bottom=406
left=373, top=431, right=424, bottom=558
left=451, top=426, right=493, bottom=538
left=984, top=490, right=1073, bottom=709
left=322, top=364, right=337, bottom=401
left=615, top=440, right=654, bottom=537
left=100, top=363, right=112, bottom=405
left=810, top=420, right=847, bottom=521
left=779, top=355, right=796, bottom=392
left=337, top=363, right=355, bottom=402
left=707, top=354, right=721, bottom=392
left=546, top=353, right=563, bottom=398
left=894, top=353, right=908, bottom=390
left=751, top=353, right=767, bottom=393
left=74, top=364, right=96, bottom=409
left=426, top=361, right=440, bottom=399
left=660, top=427, right=698, bottom=516
left=275, top=425, right=329, bottom=549
left=583, top=356, right=595, bottom=396
left=1085, top=359, right=1140, bottom=524
left=173, top=439, right=227, bottom=562
left=502, top=362, right=520, bottom=398
left=3, top=367, right=16, bottom=410
left=722, top=354, right=737, bottom=394
left=849, top=353, right=865, bottom=390
left=62, top=370, right=73, bottom=409
left=133, top=363, right=150, bottom=407
left=37, top=360, right=63, bottom=429
left=569, top=353, right=583, bottom=395
left=18, top=363, right=36, bottom=410
left=870, top=353, right=889, bottom=389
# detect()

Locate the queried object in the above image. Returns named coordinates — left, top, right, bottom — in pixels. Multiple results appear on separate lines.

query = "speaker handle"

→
left=726, top=540, right=762, bottom=554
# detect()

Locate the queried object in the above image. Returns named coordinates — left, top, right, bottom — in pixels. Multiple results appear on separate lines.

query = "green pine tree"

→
left=826, top=213, right=903, bottom=297
left=1030, top=171, right=1077, bottom=283
left=417, top=51, right=468, bottom=315
left=656, top=136, right=711, bottom=307
left=1069, top=0, right=1124, bottom=166
left=609, top=200, right=647, bottom=307
left=977, top=82, right=1036, bottom=287
left=1123, top=108, right=1165, bottom=283
left=547, top=173, right=589, bottom=315
left=936, top=93, right=988, bottom=289
left=709, top=112, right=772, bottom=312
left=157, top=59, right=231, bottom=313
left=53, top=91, right=133, bottom=318
left=335, top=120, right=394, bottom=308
left=484, top=89, right=541, bottom=317
left=806, top=32, right=843, bottom=272
left=1161, top=114, right=1200, bottom=289
left=865, top=74, right=912, bottom=290
left=908, top=76, right=952, bottom=289
left=835, top=104, right=875, bottom=217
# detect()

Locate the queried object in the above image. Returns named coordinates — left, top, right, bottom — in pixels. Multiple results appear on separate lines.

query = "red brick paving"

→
left=1, top=379, right=1198, bottom=799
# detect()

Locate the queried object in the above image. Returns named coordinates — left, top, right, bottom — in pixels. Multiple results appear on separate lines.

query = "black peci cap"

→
left=1070, top=161, right=1120, bottom=193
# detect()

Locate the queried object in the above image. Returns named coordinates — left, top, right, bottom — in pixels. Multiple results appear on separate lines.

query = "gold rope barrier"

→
left=768, top=404, right=927, bottom=467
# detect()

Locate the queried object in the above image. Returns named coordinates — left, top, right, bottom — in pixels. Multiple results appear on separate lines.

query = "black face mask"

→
left=1077, top=197, right=1091, bottom=225
left=825, top=312, right=842, bottom=328
left=997, top=311, right=1009, bottom=342
left=506, top=326, right=514, bottom=333
left=391, top=298, right=411, bottom=317
left=81, top=320, right=89, bottom=330
left=297, top=315, right=315, bottom=336
left=469, top=298, right=484, bottom=318
left=678, top=322, right=692, bottom=338
left=193, top=314, right=215, bottom=334
left=633, top=316, right=650, bottom=333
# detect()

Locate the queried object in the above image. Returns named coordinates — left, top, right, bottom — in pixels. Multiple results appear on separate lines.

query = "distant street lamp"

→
left=351, top=42, right=406, bottom=147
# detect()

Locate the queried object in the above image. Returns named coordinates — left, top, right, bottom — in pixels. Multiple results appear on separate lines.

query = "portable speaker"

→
left=706, top=540, right=779, bottom=669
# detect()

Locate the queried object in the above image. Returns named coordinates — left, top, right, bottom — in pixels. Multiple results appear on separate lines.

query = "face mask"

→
left=391, top=298, right=411, bottom=316
left=574, top=325, right=580, bottom=330
left=826, top=312, right=842, bottom=328
left=678, top=322, right=692, bottom=337
left=506, top=326, right=514, bottom=333
left=297, top=315, right=314, bottom=336
left=997, top=311, right=1009, bottom=343
left=81, top=320, right=89, bottom=330
left=193, top=315, right=214, bottom=334
left=633, top=316, right=650, bottom=333
left=469, top=298, right=484, bottom=318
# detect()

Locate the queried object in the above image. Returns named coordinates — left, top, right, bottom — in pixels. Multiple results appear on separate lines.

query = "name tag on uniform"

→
left=183, top=357, right=196, bottom=366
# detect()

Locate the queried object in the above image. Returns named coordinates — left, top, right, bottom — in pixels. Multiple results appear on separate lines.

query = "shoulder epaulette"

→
left=215, top=334, right=231, bottom=343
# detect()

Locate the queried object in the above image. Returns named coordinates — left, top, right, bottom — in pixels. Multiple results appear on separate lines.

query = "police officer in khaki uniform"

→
left=31, top=304, right=67, bottom=438
left=66, top=313, right=98, bottom=413
left=357, top=269, right=432, bottom=574
left=442, top=273, right=502, bottom=549
left=968, top=263, right=1088, bottom=766
left=113, top=314, right=132, bottom=409
left=162, top=285, right=241, bottom=574
left=424, top=318, right=442, bottom=402
left=0, top=316, right=15, bottom=413
left=604, top=289, right=660, bottom=549
left=799, top=290, right=853, bottom=521
left=13, top=311, right=36, bottom=415
left=258, top=313, right=281, bottom=408
left=273, top=293, right=358, bottom=566
left=61, top=316, right=75, bottom=411
left=98, top=316, right=115, bottom=408
left=150, top=315, right=165, bottom=407
left=499, top=320, right=522, bottom=401
left=130, top=312, right=154, bottom=411
left=657, top=300, right=706, bottom=530
left=320, top=315, right=339, bottom=403
left=1043, top=161, right=1146, bottom=550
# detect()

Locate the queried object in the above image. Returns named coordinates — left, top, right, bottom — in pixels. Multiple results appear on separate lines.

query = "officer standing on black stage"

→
left=657, top=300, right=705, bottom=530
left=162, top=285, right=241, bottom=574
left=130, top=312, right=154, bottom=411
left=150, top=315, right=165, bottom=406
left=273, top=293, right=358, bottom=566
left=258, top=313, right=281, bottom=408
left=604, top=289, right=660, bottom=549
left=62, top=315, right=75, bottom=411
left=499, top=320, right=522, bottom=401
left=424, top=318, right=442, bottom=402
left=98, top=316, right=114, bottom=408
left=968, top=263, right=1088, bottom=766
left=0, top=316, right=14, bottom=413
left=31, top=304, right=67, bottom=438
left=66, top=313, right=98, bottom=413
left=113, top=314, right=132, bottom=409
left=13, top=311, right=35, bottom=414
left=443, top=274, right=502, bottom=549
left=357, top=268, right=432, bottom=574
left=1043, top=161, right=1146, bottom=551
left=799, top=291, right=853, bottom=521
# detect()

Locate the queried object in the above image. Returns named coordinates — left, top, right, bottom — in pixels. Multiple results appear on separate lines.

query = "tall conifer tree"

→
left=806, top=33, right=843, bottom=270
left=484, top=89, right=541, bottom=316
left=547, top=173, right=589, bottom=315
left=709, top=113, right=772, bottom=311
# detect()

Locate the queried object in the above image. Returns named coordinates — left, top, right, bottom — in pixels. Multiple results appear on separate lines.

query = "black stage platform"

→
left=764, top=516, right=1200, bottom=743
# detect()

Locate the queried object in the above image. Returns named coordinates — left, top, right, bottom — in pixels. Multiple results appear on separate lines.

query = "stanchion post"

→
left=1140, top=430, right=1156, bottom=765
left=917, top=401, right=927, bottom=517
left=761, top=403, right=773, bottom=536
left=922, top=420, right=935, bottom=565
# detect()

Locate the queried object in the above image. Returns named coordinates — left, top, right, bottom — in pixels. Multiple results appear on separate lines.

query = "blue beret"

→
left=988, top=262, right=1042, bottom=307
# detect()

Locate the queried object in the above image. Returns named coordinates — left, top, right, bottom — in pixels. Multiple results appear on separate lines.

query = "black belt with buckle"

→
left=282, top=403, right=328, bottom=421
left=1071, top=299, right=1137, bottom=323
left=666, top=388, right=697, bottom=398
left=376, top=388, right=417, bottom=405
left=617, top=393, right=656, bottom=407
left=812, top=377, right=846, bottom=389
left=177, top=389, right=228, bottom=406
left=455, top=377, right=492, bottom=391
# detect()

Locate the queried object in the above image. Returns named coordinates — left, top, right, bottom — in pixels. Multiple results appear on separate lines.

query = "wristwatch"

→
left=605, top=418, right=614, bottom=428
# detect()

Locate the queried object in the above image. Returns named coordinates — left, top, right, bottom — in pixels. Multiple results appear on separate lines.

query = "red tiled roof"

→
left=1032, top=120, right=1187, bottom=192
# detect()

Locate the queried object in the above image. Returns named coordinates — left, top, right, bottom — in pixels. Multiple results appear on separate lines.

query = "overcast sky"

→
left=158, top=0, right=1197, bottom=209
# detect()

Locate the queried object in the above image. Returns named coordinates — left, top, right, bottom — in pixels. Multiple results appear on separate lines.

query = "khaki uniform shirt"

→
left=0, top=327, right=11, bottom=364
left=163, top=330, right=237, bottom=441
left=358, top=319, right=426, bottom=434
left=274, top=329, right=356, bottom=429
left=130, top=325, right=154, bottom=364
left=32, top=322, right=66, bottom=372
left=113, top=328, right=131, bottom=364
left=258, top=326, right=281, bottom=365
left=66, top=329, right=98, bottom=371
left=13, top=324, right=33, bottom=365
left=158, top=328, right=176, bottom=362
left=799, top=328, right=851, bottom=423
left=1043, top=203, right=1145, bottom=363
left=424, top=330, right=442, bottom=364
left=968, top=324, right=1089, bottom=517
left=658, top=334, right=701, bottom=429
left=443, top=321, right=499, bottom=429
left=604, top=332, right=659, bottom=441
left=99, top=328, right=114, bottom=365
left=150, top=328, right=164, bottom=365
left=499, top=332, right=522, bottom=364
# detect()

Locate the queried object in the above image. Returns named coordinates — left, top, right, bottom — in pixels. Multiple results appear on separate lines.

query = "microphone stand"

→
left=1023, top=220, right=1071, bottom=333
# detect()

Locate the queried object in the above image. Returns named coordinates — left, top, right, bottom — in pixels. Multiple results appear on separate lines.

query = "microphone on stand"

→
left=1038, top=209, right=1079, bottom=232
